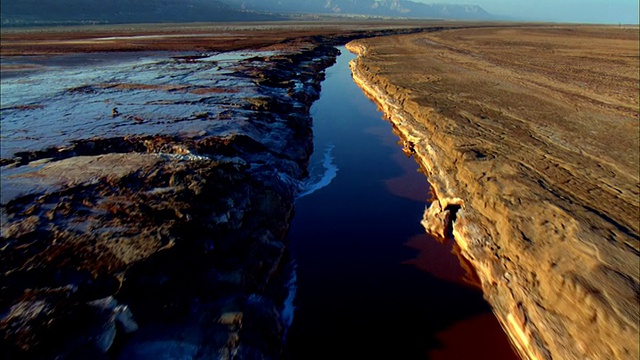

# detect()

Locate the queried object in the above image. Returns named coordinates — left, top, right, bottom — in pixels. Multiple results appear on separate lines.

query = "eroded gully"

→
left=283, top=46, right=519, bottom=359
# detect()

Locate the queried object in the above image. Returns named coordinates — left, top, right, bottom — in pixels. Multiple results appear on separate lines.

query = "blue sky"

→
left=416, top=0, right=640, bottom=24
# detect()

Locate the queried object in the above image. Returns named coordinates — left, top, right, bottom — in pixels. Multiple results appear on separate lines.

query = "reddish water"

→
left=284, top=47, right=519, bottom=359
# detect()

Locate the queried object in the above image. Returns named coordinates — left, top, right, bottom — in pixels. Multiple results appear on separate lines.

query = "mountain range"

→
left=0, top=0, right=279, bottom=26
left=1, top=0, right=493, bottom=26
left=225, top=0, right=492, bottom=20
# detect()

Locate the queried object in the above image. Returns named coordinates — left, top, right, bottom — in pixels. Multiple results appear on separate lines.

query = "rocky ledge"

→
left=0, top=37, right=345, bottom=359
left=347, top=27, right=639, bottom=360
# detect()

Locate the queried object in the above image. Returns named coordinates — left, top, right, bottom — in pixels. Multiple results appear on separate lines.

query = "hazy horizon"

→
left=414, top=0, right=639, bottom=24
left=2, top=0, right=639, bottom=26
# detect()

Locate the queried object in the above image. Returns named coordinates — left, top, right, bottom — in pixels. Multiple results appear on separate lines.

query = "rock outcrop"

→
left=347, top=26, right=639, bottom=360
left=1, top=39, right=341, bottom=359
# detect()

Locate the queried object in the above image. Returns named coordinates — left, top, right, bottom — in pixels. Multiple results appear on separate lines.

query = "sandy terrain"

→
left=348, top=25, right=639, bottom=360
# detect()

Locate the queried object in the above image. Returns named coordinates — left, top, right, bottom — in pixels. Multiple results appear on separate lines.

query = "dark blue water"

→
left=283, top=47, right=518, bottom=360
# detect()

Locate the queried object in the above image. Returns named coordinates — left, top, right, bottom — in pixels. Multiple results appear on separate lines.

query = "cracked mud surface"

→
left=348, top=25, right=639, bottom=360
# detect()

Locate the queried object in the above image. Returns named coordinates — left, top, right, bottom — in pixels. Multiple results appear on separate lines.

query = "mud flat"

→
left=0, top=20, right=470, bottom=56
left=347, top=26, right=639, bottom=360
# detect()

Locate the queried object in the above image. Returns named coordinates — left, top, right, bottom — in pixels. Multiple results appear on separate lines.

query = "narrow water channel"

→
left=283, top=47, right=519, bottom=359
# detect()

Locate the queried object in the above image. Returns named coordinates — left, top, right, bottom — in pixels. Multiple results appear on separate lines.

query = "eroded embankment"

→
left=346, top=31, right=639, bottom=360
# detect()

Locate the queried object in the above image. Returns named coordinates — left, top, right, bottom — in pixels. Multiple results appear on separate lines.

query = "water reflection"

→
left=403, top=234, right=482, bottom=288
left=429, top=313, right=520, bottom=360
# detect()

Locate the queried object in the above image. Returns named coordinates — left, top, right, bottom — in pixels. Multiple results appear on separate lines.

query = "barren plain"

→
left=0, top=21, right=466, bottom=56
left=348, top=26, right=639, bottom=360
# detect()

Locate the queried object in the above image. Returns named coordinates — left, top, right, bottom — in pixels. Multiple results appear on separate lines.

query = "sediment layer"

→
left=347, top=26, right=639, bottom=360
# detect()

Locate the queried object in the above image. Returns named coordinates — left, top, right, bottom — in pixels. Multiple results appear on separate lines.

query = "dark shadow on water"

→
left=284, top=46, right=518, bottom=360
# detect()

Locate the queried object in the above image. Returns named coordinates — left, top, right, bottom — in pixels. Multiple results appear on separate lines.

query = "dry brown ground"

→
left=0, top=20, right=477, bottom=55
left=348, top=25, right=639, bottom=360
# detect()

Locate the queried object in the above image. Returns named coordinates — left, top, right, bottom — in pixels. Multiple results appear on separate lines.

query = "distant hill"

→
left=0, top=0, right=493, bottom=27
left=223, top=0, right=493, bottom=20
left=0, top=0, right=281, bottom=27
